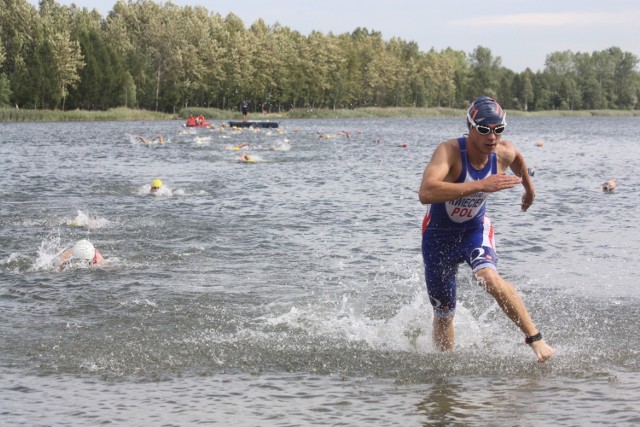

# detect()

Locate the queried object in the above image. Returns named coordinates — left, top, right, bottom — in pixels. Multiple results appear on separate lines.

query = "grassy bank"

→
left=2, top=106, right=639, bottom=123
left=507, top=109, right=640, bottom=117
left=284, top=106, right=464, bottom=119
left=0, top=107, right=176, bottom=122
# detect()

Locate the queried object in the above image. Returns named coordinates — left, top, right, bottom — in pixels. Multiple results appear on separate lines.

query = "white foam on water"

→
left=32, top=235, right=64, bottom=271
left=262, top=286, right=490, bottom=356
left=66, top=209, right=111, bottom=229
left=193, top=136, right=211, bottom=144
left=270, top=139, right=291, bottom=151
left=138, top=184, right=173, bottom=196
left=119, top=298, right=158, bottom=308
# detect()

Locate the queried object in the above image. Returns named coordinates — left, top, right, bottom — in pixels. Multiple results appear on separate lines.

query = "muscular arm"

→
left=503, top=142, right=536, bottom=211
left=56, top=247, right=74, bottom=262
left=419, top=141, right=476, bottom=204
left=419, top=140, right=523, bottom=205
left=94, top=249, right=105, bottom=265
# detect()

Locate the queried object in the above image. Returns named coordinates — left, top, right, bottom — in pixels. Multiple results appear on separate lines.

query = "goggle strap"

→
left=467, top=110, right=507, bottom=129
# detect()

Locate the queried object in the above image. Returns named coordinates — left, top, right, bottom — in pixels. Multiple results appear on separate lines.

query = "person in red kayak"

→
left=186, top=115, right=197, bottom=126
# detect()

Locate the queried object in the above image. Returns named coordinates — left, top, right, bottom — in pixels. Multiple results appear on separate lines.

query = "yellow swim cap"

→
left=151, top=179, right=163, bottom=188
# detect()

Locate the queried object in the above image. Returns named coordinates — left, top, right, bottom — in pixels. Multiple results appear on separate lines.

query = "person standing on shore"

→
left=418, top=96, right=555, bottom=363
left=241, top=101, right=249, bottom=121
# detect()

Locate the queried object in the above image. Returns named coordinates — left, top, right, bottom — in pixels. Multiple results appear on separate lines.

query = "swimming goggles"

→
left=467, top=111, right=507, bottom=135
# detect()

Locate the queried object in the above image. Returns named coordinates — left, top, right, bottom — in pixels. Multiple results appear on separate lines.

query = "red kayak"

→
left=183, top=121, right=211, bottom=127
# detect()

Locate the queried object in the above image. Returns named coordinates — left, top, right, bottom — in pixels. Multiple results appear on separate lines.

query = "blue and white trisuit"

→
left=421, top=136, right=499, bottom=317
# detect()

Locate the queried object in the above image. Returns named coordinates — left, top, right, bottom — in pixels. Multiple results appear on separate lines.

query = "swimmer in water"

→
left=602, top=180, right=617, bottom=192
left=55, top=239, right=105, bottom=270
left=239, top=151, right=253, bottom=162
left=233, top=143, right=250, bottom=151
left=150, top=178, right=163, bottom=193
left=135, top=135, right=165, bottom=144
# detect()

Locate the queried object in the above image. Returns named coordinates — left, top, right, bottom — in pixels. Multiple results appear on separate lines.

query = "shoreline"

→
left=1, top=106, right=639, bottom=123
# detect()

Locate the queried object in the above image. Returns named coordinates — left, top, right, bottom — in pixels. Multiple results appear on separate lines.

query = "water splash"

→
left=66, top=209, right=111, bottom=229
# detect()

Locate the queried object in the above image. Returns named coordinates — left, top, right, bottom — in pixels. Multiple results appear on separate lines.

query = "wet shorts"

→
left=421, top=217, right=498, bottom=317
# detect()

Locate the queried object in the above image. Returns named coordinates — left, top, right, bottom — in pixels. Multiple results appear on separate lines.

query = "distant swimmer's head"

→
left=151, top=179, right=163, bottom=193
left=602, top=180, right=617, bottom=193
left=467, top=96, right=506, bottom=133
left=73, top=239, right=95, bottom=262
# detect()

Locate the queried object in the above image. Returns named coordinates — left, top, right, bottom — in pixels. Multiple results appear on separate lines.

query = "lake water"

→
left=1, top=116, right=639, bottom=426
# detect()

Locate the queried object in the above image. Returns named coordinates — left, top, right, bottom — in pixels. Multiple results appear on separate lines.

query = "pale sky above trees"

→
left=27, top=0, right=640, bottom=72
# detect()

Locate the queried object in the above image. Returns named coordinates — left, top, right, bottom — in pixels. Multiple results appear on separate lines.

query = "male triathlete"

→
left=419, top=96, right=555, bottom=363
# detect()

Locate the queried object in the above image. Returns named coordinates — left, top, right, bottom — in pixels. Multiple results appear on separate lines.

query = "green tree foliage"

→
left=511, top=68, right=535, bottom=111
left=67, top=26, right=127, bottom=109
left=1, top=0, right=638, bottom=112
left=466, top=46, right=503, bottom=101
left=47, top=30, right=85, bottom=109
left=0, top=42, right=11, bottom=105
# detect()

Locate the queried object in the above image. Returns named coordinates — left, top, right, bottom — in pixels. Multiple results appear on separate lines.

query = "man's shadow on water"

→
left=416, top=380, right=470, bottom=426
left=415, top=377, right=542, bottom=426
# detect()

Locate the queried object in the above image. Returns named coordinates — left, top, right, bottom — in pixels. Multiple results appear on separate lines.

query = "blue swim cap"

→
left=466, top=96, right=506, bottom=126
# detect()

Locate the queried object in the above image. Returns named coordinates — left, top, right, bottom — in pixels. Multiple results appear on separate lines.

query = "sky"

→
left=28, top=0, right=640, bottom=72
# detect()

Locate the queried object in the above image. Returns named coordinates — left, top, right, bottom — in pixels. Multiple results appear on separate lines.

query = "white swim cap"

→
left=72, top=239, right=95, bottom=261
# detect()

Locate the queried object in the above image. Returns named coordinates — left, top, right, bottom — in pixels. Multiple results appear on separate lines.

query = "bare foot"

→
left=530, top=340, right=556, bottom=363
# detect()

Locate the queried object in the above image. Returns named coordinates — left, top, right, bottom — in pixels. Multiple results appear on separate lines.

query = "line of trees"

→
left=1, top=0, right=639, bottom=113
